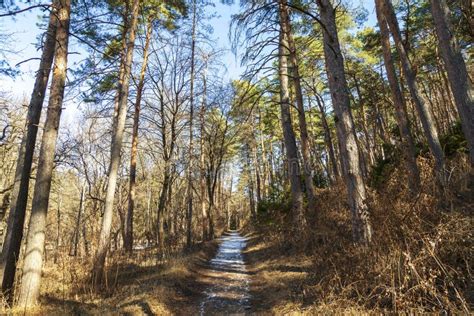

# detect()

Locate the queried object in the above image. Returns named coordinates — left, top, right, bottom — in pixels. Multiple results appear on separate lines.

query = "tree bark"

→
left=124, top=18, right=153, bottom=253
left=317, top=0, right=372, bottom=244
left=281, top=0, right=317, bottom=212
left=186, top=0, right=197, bottom=248
left=278, top=0, right=306, bottom=230
left=381, top=0, right=445, bottom=179
left=199, top=99, right=208, bottom=241
left=246, top=144, right=257, bottom=218
left=17, top=0, right=70, bottom=306
left=70, top=184, right=85, bottom=257
left=0, top=1, right=58, bottom=299
left=314, top=93, right=339, bottom=182
left=375, top=0, right=420, bottom=192
left=430, top=0, right=474, bottom=164
left=92, top=0, right=140, bottom=286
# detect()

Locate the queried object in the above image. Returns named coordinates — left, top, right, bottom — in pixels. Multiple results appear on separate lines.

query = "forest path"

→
left=199, top=231, right=252, bottom=315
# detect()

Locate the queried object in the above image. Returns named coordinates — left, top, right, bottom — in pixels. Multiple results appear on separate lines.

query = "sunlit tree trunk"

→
left=281, top=0, right=317, bottom=212
left=0, top=1, right=58, bottom=299
left=375, top=1, right=420, bottom=192
left=92, top=0, right=140, bottom=285
left=317, top=0, right=372, bottom=244
left=278, top=0, right=306, bottom=230
left=124, top=18, right=153, bottom=253
left=381, top=0, right=445, bottom=179
left=17, top=0, right=70, bottom=306
left=198, top=54, right=209, bottom=242
left=430, top=0, right=474, bottom=165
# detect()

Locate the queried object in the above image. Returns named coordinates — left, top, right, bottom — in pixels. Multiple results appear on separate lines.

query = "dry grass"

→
left=244, top=156, right=473, bottom=313
left=1, top=241, right=219, bottom=315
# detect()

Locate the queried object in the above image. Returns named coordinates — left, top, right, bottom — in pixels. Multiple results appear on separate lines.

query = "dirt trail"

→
left=198, top=231, right=252, bottom=315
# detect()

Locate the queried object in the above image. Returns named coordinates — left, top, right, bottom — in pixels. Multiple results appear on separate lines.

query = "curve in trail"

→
left=199, top=231, right=251, bottom=315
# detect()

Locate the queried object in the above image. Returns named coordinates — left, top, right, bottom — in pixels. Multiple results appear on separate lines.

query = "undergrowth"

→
left=252, top=155, right=473, bottom=313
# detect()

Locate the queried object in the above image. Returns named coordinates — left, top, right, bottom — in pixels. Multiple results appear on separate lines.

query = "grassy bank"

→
left=243, top=157, right=473, bottom=313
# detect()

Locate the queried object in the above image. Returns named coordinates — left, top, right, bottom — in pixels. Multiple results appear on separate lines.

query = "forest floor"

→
left=6, top=239, right=225, bottom=315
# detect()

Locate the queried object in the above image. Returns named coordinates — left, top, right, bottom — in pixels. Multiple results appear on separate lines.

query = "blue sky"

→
left=0, top=0, right=377, bottom=111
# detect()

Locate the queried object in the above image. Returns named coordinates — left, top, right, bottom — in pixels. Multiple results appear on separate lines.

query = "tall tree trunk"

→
left=278, top=0, right=306, bottom=230
left=206, top=172, right=216, bottom=239
left=430, top=0, right=474, bottom=164
left=70, top=184, right=85, bottom=257
left=351, top=75, right=375, bottom=167
left=258, top=108, right=270, bottom=198
left=92, top=0, right=140, bottom=286
left=250, top=133, right=262, bottom=204
left=317, top=0, right=372, bottom=244
left=281, top=0, right=317, bottom=212
left=124, top=18, right=153, bottom=253
left=198, top=55, right=208, bottom=242
left=381, top=0, right=445, bottom=179
left=246, top=144, right=256, bottom=218
left=314, top=93, right=339, bottom=182
left=0, top=2, right=58, bottom=298
left=17, top=0, right=70, bottom=305
left=54, top=193, right=61, bottom=264
left=157, top=165, right=171, bottom=253
left=186, top=0, right=197, bottom=248
left=375, top=1, right=420, bottom=192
